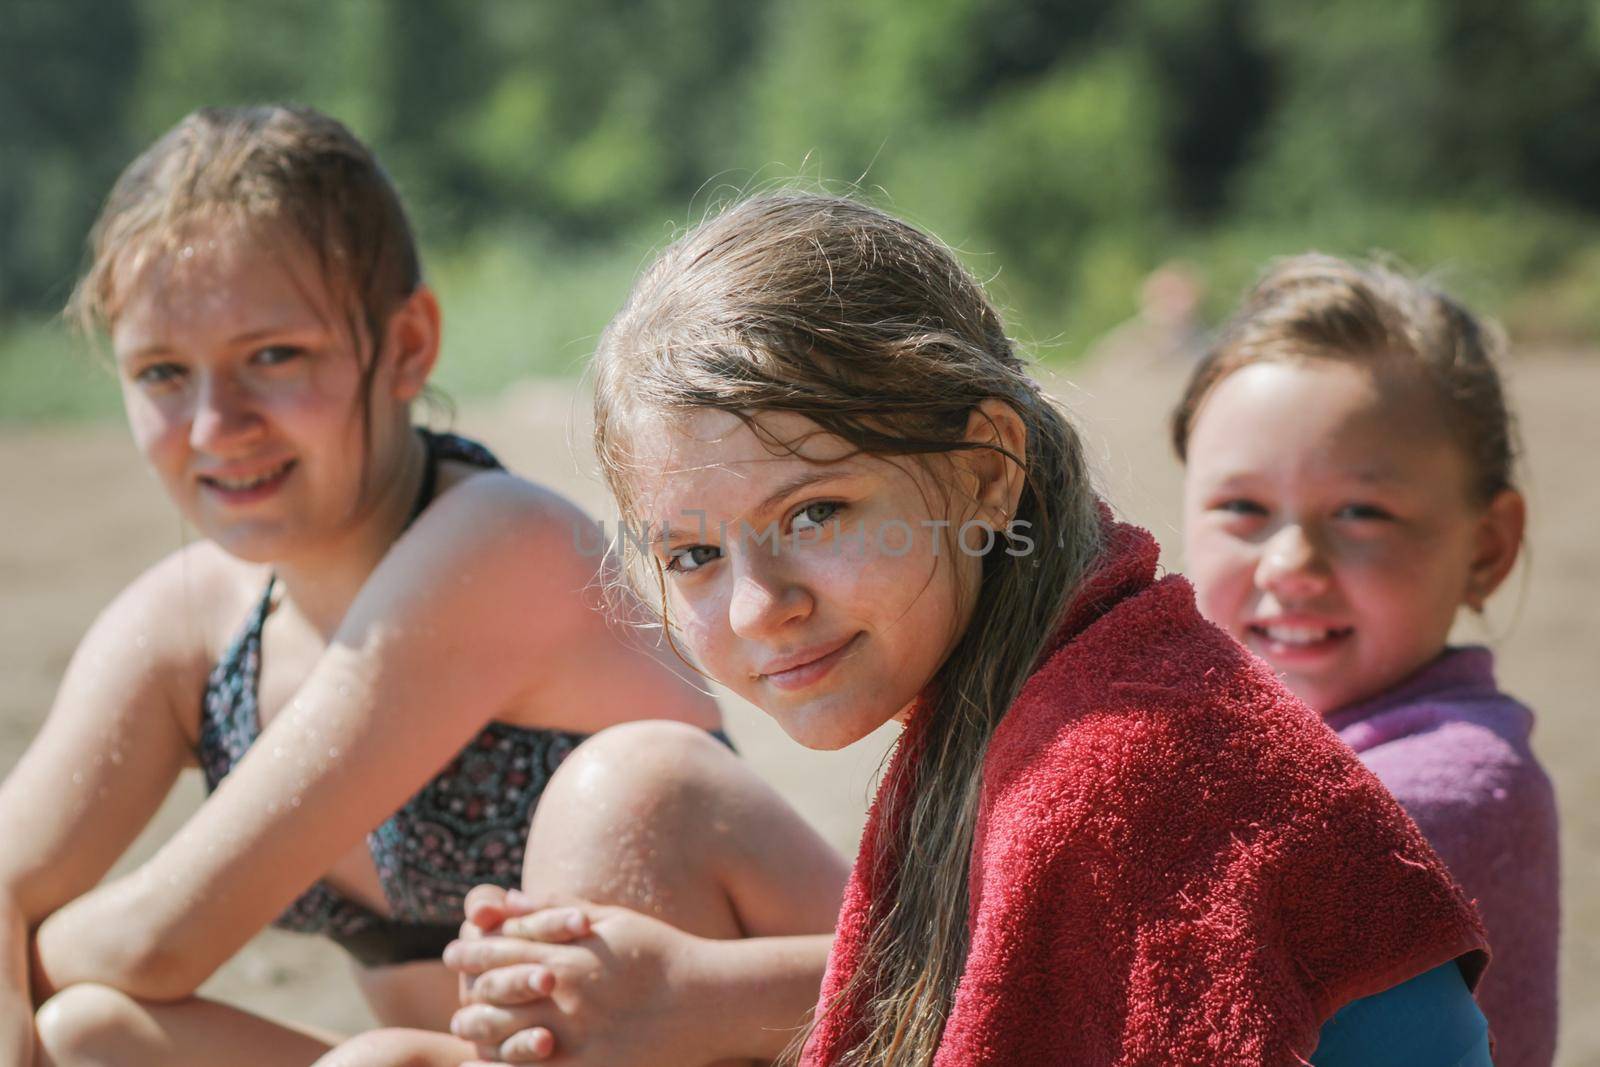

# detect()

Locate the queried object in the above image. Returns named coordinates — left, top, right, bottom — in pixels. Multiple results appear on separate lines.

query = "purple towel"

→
left=1327, top=646, right=1561, bottom=1067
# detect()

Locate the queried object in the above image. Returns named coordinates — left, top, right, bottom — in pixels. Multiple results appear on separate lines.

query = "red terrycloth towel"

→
left=803, top=515, right=1489, bottom=1067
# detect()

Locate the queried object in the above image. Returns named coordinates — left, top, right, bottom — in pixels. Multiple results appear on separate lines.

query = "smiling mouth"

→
left=759, top=633, right=863, bottom=691
left=1247, top=622, right=1354, bottom=648
left=199, top=459, right=296, bottom=493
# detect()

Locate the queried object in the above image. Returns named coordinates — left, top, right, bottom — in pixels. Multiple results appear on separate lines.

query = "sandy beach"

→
left=2, top=351, right=1594, bottom=1062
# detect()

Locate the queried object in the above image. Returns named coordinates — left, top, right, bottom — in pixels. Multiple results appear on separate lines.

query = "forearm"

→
left=691, top=933, right=833, bottom=1061
left=28, top=873, right=192, bottom=1003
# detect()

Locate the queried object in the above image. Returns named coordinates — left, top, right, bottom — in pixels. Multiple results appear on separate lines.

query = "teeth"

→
left=1260, top=624, right=1341, bottom=645
left=209, top=462, right=289, bottom=491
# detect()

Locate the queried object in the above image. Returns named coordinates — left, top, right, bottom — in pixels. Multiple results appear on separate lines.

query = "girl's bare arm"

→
left=29, top=477, right=687, bottom=1001
left=0, top=548, right=213, bottom=1053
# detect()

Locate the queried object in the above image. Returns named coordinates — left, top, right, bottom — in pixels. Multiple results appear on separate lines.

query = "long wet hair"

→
left=592, top=191, right=1104, bottom=1064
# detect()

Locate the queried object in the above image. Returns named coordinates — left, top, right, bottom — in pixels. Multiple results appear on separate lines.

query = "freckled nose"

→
left=1253, top=524, right=1329, bottom=597
left=728, top=559, right=811, bottom=639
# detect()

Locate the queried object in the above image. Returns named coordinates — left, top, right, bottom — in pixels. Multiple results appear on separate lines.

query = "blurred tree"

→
left=0, top=0, right=142, bottom=315
left=1123, top=0, right=1272, bottom=220
left=458, top=0, right=765, bottom=239
left=4, top=0, right=1600, bottom=353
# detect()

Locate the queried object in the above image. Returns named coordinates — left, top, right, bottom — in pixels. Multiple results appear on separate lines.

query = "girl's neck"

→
left=271, top=425, right=429, bottom=639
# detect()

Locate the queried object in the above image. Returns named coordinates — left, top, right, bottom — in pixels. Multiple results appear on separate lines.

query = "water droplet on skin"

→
left=267, top=800, right=280, bottom=815
left=71, top=771, right=84, bottom=784
left=135, top=634, right=149, bottom=649
left=290, top=796, right=302, bottom=808
left=337, top=684, right=350, bottom=698
left=327, top=747, right=340, bottom=759
left=180, top=245, right=196, bottom=259
left=272, top=746, right=286, bottom=759
left=110, top=750, right=124, bottom=765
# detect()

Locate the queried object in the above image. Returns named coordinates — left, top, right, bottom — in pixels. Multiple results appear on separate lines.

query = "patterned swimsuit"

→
left=196, top=430, right=594, bottom=967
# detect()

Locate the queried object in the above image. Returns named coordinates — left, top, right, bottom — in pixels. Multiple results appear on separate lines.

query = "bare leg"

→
left=34, top=983, right=335, bottom=1067
left=33, top=983, right=475, bottom=1067
left=509, top=721, right=849, bottom=1066
left=522, top=720, right=849, bottom=941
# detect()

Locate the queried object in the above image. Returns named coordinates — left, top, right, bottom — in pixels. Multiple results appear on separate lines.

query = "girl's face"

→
left=111, top=222, right=430, bottom=563
left=628, top=408, right=994, bottom=750
left=1182, top=358, right=1520, bottom=715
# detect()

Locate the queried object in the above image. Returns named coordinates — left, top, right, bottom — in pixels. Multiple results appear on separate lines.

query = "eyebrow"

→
left=656, top=468, right=851, bottom=545
left=1205, top=465, right=1406, bottom=492
left=119, top=325, right=321, bottom=364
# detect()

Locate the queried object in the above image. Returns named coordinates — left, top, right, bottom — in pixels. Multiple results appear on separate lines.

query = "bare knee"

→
left=539, top=719, right=737, bottom=828
left=525, top=721, right=744, bottom=919
left=35, top=983, right=154, bottom=1067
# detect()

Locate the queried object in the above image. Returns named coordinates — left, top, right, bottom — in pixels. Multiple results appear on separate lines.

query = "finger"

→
left=444, top=937, right=558, bottom=975
left=467, top=964, right=556, bottom=1006
left=500, top=908, right=590, bottom=943
left=502, top=888, right=587, bottom=915
left=450, top=1003, right=549, bottom=1046
left=498, top=1027, right=557, bottom=1063
left=464, top=884, right=512, bottom=929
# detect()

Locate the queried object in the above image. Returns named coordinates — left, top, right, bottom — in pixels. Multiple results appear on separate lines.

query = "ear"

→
left=384, top=284, right=442, bottom=402
left=956, top=399, right=1028, bottom=524
left=1464, top=488, right=1525, bottom=611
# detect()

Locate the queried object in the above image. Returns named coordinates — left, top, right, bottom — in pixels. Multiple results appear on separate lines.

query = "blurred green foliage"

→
left=4, top=0, right=1599, bottom=420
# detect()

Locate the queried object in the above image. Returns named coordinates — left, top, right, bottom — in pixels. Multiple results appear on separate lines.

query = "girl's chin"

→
left=771, top=701, right=897, bottom=752
left=199, top=521, right=302, bottom=564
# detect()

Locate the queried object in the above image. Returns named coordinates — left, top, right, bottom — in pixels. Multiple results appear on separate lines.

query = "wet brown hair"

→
left=593, top=191, right=1104, bottom=1065
left=1171, top=253, right=1519, bottom=505
left=68, top=104, right=421, bottom=413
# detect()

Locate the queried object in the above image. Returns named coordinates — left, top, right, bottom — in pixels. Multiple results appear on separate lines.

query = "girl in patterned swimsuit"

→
left=1, top=107, right=847, bottom=1066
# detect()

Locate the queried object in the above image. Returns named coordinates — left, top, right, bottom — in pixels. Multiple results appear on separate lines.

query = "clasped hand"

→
left=445, top=885, right=722, bottom=1066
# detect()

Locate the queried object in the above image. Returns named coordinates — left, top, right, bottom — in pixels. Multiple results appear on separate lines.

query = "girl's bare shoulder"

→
left=405, top=468, right=601, bottom=575
left=381, top=470, right=619, bottom=644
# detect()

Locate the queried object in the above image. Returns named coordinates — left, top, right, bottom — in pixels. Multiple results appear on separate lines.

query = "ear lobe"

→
left=1465, top=488, right=1525, bottom=610
left=386, top=285, right=442, bottom=402
left=961, top=399, right=1029, bottom=522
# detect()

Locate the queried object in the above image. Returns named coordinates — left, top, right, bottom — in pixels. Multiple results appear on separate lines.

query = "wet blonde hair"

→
left=592, top=191, right=1103, bottom=1064
left=67, top=104, right=426, bottom=464
left=1172, top=253, right=1519, bottom=506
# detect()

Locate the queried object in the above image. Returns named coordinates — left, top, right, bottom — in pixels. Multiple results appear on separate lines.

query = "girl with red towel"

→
left=1176, top=255, right=1559, bottom=1066
left=448, top=196, right=1491, bottom=1066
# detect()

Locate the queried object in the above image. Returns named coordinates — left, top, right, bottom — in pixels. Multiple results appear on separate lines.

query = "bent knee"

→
left=529, top=720, right=742, bottom=857
left=553, top=720, right=735, bottom=802
left=35, top=983, right=151, bottom=1066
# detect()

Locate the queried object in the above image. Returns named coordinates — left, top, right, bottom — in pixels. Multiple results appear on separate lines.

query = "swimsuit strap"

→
left=406, top=428, right=504, bottom=526
left=408, top=430, right=442, bottom=526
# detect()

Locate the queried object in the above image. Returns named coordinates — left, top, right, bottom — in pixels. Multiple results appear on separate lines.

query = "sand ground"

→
left=1, top=352, right=1594, bottom=1062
